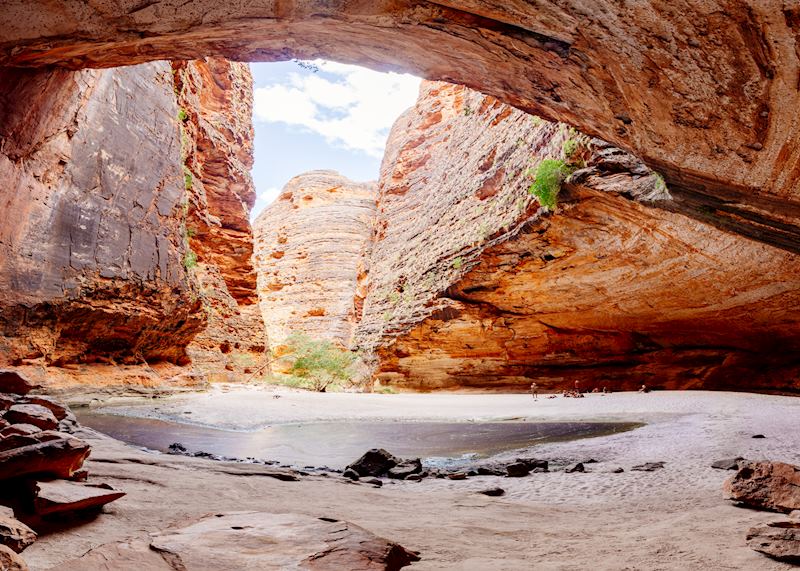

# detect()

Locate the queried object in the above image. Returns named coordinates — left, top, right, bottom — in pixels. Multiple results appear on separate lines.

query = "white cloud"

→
left=253, top=60, right=421, bottom=158
left=251, top=186, right=281, bottom=221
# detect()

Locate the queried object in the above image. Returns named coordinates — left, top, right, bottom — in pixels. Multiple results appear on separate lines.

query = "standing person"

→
left=574, top=380, right=580, bottom=394
left=530, top=382, right=539, bottom=400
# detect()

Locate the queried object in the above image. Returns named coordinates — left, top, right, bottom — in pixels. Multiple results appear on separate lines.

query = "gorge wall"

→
left=254, top=171, right=376, bottom=349
left=0, top=59, right=263, bottom=388
left=358, top=82, right=800, bottom=392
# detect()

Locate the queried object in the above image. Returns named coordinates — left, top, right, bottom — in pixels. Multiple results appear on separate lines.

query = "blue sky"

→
left=249, top=61, right=421, bottom=219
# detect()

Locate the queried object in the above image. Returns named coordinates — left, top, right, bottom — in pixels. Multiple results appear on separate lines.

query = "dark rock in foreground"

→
left=565, top=463, right=585, bottom=474
left=746, top=520, right=800, bottom=562
left=0, top=508, right=36, bottom=553
left=50, top=512, right=420, bottom=570
left=724, top=461, right=800, bottom=513
left=346, top=449, right=398, bottom=477
left=506, top=463, right=530, bottom=478
left=0, top=432, right=90, bottom=480
left=0, top=371, right=38, bottom=396
left=388, top=459, right=422, bottom=480
left=478, top=487, right=505, bottom=497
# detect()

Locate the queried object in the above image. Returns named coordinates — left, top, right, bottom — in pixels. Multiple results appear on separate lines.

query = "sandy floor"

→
left=24, top=388, right=800, bottom=570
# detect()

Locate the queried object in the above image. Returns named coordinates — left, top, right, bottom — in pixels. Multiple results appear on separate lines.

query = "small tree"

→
left=279, top=333, right=357, bottom=392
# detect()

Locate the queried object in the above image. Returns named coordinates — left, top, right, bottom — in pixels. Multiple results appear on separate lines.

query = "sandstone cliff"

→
left=359, top=82, right=800, bottom=393
left=254, top=171, right=376, bottom=348
left=0, top=59, right=264, bottom=387
left=0, top=62, right=203, bottom=370
left=175, top=59, right=268, bottom=381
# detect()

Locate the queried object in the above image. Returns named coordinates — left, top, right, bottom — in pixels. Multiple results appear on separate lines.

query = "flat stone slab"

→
left=747, top=520, right=800, bottom=562
left=33, top=480, right=125, bottom=515
left=50, top=512, right=420, bottom=570
left=0, top=434, right=90, bottom=481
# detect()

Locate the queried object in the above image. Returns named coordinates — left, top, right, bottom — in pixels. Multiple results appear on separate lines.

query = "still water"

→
left=78, top=410, right=641, bottom=469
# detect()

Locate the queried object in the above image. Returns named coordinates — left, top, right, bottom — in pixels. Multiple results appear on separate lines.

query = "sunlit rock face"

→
left=0, top=58, right=264, bottom=385
left=2, top=1, right=800, bottom=256
left=254, top=171, right=376, bottom=348
left=361, top=81, right=800, bottom=393
left=176, top=58, right=268, bottom=380
left=0, top=62, right=204, bottom=368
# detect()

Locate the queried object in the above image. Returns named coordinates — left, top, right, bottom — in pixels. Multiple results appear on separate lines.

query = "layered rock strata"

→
left=175, top=59, right=268, bottom=380
left=357, top=82, right=800, bottom=392
left=2, top=1, right=800, bottom=256
left=254, top=171, right=376, bottom=348
left=0, top=58, right=264, bottom=386
left=0, top=63, right=203, bottom=369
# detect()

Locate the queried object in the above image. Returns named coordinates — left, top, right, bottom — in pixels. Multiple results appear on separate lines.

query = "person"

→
left=574, top=380, right=580, bottom=394
left=530, top=382, right=539, bottom=400
left=639, top=384, right=649, bottom=393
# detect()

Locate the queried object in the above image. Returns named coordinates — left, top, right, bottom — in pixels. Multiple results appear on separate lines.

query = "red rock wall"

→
left=254, top=171, right=376, bottom=348
left=0, top=58, right=264, bottom=387
left=175, top=59, right=268, bottom=381
left=0, top=62, right=204, bottom=369
left=364, top=82, right=800, bottom=393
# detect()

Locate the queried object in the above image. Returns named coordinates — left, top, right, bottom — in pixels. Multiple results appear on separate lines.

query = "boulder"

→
left=712, top=457, right=744, bottom=470
left=0, top=544, right=28, bottom=571
left=346, top=449, right=398, bottom=477
left=565, top=463, right=585, bottom=473
left=724, top=461, right=800, bottom=513
left=746, top=520, right=800, bottom=562
left=0, top=433, right=40, bottom=453
left=0, top=432, right=90, bottom=480
left=476, top=466, right=505, bottom=476
left=515, top=458, right=549, bottom=472
left=0, top=425, right=40, bottom=437
left=18, top=396, right=69, bottom=421
left=387, top=459, right=422, bottom=480
left=4, top=405, right=58, bottom=431
left=405, top=474, right=422, bottom=482
left=631, top=462, right=665, bottom=472
left=0, top=508, right=36, bottom=553
left=506, top=463, right=531, bottom=478
left=0, top=371, right=37, bottom=396
left=342, top=468, right=360, bottom=481
left=363, top=478, right=383, bottom=487
left=50, top=512, right=420, bottom=570
left=32, top=480, right=125, bottom=516
left=478, top=487, right=505, bottom=497
left=0, top=394, right=15, bottom=411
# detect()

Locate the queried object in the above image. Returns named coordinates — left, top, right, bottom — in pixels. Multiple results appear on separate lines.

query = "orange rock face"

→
left=254, top=171, right=376, bottom=348
left=176, top=59, right=268, bottom=380
left=363, top=82, right=800, bottom=392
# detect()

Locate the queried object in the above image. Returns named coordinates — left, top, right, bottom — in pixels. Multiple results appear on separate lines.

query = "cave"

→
left=0, top=2, right=799, bottom=569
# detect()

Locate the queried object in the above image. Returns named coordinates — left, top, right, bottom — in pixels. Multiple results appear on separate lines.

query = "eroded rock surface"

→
left=0, top=63, right=203, bottom=368
left=255, top=171, right=376, bottom=347
left=2, top=1, right=800, bottom=258
left=725, top=461, right=800, bottom=513
left=360, top=82, right=800, bottom=392
left=52, top=512, right=420, bottom=570
left=747, top=520, right=800, bottom=562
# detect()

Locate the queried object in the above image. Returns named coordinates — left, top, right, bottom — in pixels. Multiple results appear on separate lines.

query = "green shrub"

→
left=279, top=333, right=357, bottom=392
left=177, top=108, right=188, bottom=122
left=562, top=138, right=579, bottom=159
left=452, top=256, right=463, bottom=270
left=183, top=166, right=193, bottom=190
left=529, top=159, right=571, bottom=210
left=183, top=250, right=198, bottom=269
